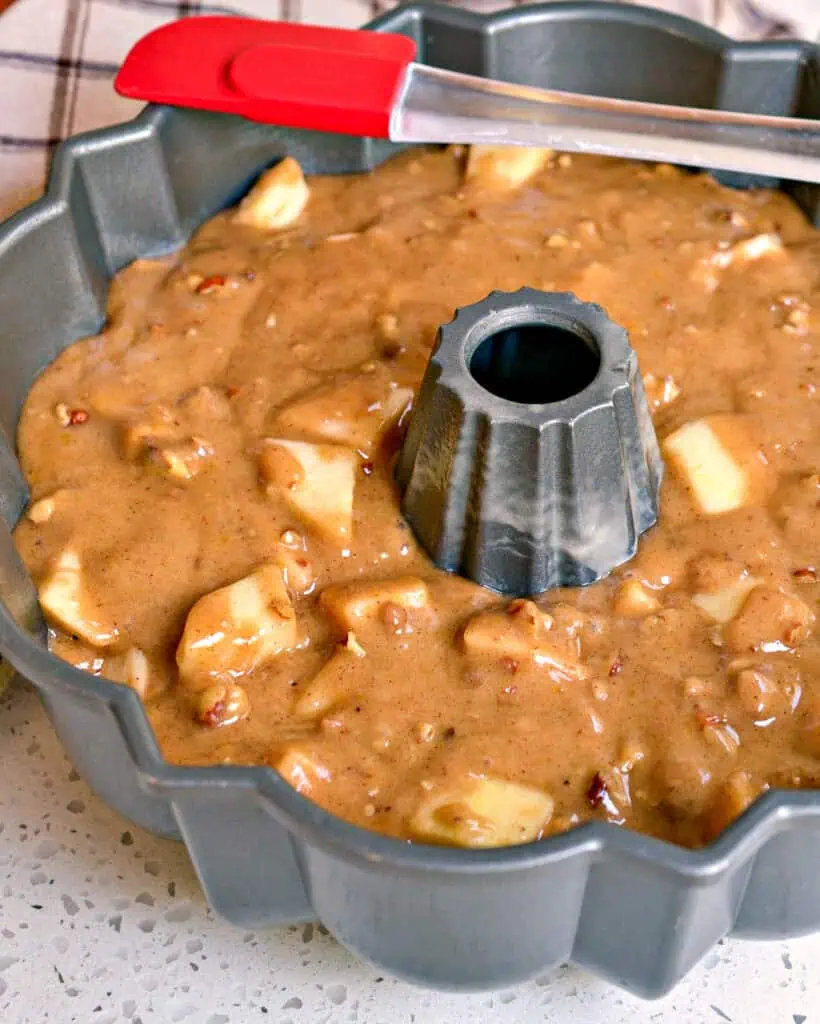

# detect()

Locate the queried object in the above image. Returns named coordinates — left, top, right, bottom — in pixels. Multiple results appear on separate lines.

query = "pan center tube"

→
left=396, top=288, right=664, bottom=596
left=468, top=318, right=601, bottom=405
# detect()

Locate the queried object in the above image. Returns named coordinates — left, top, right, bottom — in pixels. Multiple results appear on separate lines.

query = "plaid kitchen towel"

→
left=0, top=0, right=818, bottom=219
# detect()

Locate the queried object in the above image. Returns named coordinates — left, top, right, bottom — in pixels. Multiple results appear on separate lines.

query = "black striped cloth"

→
left=0, top=0, right=378, bottom=215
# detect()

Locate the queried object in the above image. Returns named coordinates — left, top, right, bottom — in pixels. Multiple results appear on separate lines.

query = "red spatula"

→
left=116, top=16, right=820, bottom=183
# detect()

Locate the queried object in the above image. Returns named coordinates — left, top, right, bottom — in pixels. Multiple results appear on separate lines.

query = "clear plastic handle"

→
left=392, top=63, right=820, bottom=183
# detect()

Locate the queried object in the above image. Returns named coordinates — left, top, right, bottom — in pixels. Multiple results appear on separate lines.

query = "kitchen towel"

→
left=1, top=0, right=818, bottom=218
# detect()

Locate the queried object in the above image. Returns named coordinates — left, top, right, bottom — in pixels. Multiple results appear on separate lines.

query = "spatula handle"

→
left=393, top=63, right=820, bottom=184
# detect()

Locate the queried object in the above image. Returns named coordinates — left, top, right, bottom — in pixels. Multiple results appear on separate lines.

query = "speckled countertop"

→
left=0, top=679, right=816, bottom=1024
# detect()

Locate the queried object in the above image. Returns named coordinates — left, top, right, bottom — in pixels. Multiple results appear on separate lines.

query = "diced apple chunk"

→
left=234, top=157, right=308, bottom=231
left=662, top=415, right=771, bottom=514
left=663, top=419, right=744, bottom=514
left=690, top=234, right=785, bottom=293
left=724, top=585, right=814, bottom=653
left=465, top=145, right=552, bottom=189
left=28, top=490, right=68, bottom=524
left=692, top=574, right=761, bottom=624
left=124, top=647, right=151, bottom=696
left=176, top=563, right=298, bottom=687
left=731, top=233, right=784, bottom=263
left=28, top=497, right=56, bottom=524
left=273, top=372, right=413, bottom=452
left=275, top=746, right=332, bottom=796
left=38, top=550, right=120, bottom=648
left=461, top=600, right=551, bottom=658
left=260, top=439, right=357, bottom=543
left=105, top=647, right=152, bottom=699
left=614, top=580, right=661, bottom=618
left=711, top=234, right=785, bottom=272
left=410, top=777, right=554, bottom=848
left=703, top=771, right=763, bottom=842
left=461, top=601, right=589, bottom=681
left=320, top=577, right=430, bottom=635
left=293, top=643, right=360, bottom=718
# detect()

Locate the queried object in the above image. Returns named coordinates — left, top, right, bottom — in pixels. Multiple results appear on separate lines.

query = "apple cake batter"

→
left=14, top=145, right=820, bottom=849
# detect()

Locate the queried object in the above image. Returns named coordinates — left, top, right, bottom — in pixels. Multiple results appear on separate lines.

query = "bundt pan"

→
left=1, top=1, right=820, bottom=999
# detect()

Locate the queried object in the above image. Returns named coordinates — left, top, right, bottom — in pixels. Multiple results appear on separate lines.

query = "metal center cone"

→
left=397, top=288, right=664, bottom=596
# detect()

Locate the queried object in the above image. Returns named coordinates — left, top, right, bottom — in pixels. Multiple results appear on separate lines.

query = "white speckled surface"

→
left=0, top=679, right=816, bottom=1024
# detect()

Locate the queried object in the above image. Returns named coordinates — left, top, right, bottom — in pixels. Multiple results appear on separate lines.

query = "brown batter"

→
left=14, top=146, right=820, bottom=849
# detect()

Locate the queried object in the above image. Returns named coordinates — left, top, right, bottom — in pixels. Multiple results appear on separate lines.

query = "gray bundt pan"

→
left=1, top=1, right=819, bottom=998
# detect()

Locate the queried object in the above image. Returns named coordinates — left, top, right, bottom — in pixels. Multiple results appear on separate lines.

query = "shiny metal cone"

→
left=397, top=288, right=663, bottom=595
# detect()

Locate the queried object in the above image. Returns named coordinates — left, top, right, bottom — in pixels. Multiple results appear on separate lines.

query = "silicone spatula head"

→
left=115, top=17, right=416, bottom=138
